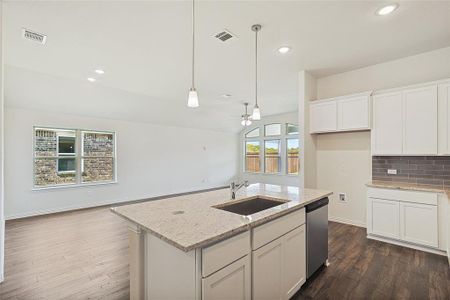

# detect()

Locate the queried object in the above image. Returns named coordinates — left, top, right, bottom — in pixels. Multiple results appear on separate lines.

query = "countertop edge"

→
left=366, top=181, right=447, bottom=194
left=111, top=191, right=333, bottom=252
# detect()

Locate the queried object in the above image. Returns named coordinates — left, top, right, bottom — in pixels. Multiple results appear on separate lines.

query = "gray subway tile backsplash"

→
left=372, top=156, right=450, bottom=188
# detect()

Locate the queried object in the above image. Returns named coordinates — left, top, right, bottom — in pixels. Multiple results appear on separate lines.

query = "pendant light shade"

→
left=188, top=88, right=199, bottom=108
left=187, top=0, right=199, bottom=108
left=251, top=24, right=262, bottom=120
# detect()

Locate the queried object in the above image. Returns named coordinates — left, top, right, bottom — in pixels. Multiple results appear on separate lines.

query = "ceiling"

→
left=4, top=1, right=450, bottom=132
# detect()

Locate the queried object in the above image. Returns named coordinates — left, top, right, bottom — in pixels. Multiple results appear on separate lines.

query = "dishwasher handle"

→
left=306, top=197, right=329, bottom=213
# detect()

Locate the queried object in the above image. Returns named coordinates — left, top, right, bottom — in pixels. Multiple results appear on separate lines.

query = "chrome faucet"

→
left=230, top=181, right=249, bottom=199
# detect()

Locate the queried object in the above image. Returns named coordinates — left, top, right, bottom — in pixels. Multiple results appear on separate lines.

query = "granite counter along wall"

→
left=372, top=156, right=450, bottom=188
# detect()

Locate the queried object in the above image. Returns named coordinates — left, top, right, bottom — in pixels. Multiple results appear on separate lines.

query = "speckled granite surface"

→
left=367, top=180, right=450, bottom=199
left=111, top=183, right=332, bottom=252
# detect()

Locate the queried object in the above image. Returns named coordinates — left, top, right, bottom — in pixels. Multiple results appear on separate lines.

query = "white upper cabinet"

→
left=310, top=92, right=371, bottom=134
left=309, top=100, right=337, bottom=133
left=402, top=85, right=437, bottom=155
left=372, top=92, right=403, bottom=155
left=372, top=83, right=439, bottom=156
left=337, top=95, right=371, bottom=131
left=438, top=80, right=450, bottom=155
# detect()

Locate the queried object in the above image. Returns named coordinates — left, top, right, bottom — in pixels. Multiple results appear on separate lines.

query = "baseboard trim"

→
left=367, top=234, right=447, bottom=256
left=5, top=185, right=228, bottom=220
left=328, top=216, right=366, bottom=228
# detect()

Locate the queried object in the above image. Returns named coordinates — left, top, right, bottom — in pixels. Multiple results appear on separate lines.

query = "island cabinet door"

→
left=202, top=255, right=251, bottom=300
left=252, top=237, right=283, bottom=300
left=282, top=225, right=306, bottom=299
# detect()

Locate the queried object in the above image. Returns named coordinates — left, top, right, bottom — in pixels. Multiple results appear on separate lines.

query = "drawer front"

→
left=367, top=187, right=438, bottom=205
left=252, top=208, right=305, bottom=250
left=202, top=231, right=250, bottom=277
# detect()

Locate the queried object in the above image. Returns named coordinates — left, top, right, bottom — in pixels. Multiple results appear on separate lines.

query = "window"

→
left=265, top=123, right=281, bottom=136
left=245, top=141, right=260, bottom=172
left=265, top=140, right=280, bottom=173
left=243, top=123, right=299, bottom=175
left=287, top=138, right=299, bottom=175
left=34, top=127, right=116, bottom=188
left=245, top=128, right=260, bottom=138
left=287, top=124, right=299, bottom=135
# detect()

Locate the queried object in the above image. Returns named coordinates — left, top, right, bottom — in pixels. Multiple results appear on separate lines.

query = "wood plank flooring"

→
left=294, top=222, right=450, bottom=300
left=0, top=207, right=449, bottom=299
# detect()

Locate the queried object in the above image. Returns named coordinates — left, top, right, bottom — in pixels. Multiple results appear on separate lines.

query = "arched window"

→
left=243, top=123, right=299, bottom=175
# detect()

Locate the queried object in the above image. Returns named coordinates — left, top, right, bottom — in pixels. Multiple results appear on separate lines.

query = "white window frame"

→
left=286, top=137, right=300, bottom=175
left=242, top=122, right=299, bottom=176
left=56, top=134, right=77, bottom=174
left=33, top=126, right=117, bottom=190
left=264, top=139, right=281, bottom=174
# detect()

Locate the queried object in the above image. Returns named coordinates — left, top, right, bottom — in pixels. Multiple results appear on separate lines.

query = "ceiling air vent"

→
left=22, top=28, right=47, bottom=45
left=213, top=29, right=236, bottom=42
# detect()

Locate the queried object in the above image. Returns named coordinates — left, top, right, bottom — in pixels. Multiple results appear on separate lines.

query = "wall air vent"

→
left=22, top=28, right=47, bottom=45
left=213, top=29, right=236, bottom=42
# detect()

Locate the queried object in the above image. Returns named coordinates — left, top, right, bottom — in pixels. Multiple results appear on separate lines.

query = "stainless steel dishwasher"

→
left=306, top=197, right=329, bottom=278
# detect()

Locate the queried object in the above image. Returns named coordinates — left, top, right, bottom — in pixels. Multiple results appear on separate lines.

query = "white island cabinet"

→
left=128, top=207, right=307, bottom=300
left=111, top=184, right=332, bottom=300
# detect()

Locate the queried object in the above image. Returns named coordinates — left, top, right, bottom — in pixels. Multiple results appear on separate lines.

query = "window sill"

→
left=243, top=171, right=299, bottom=177
left=32, top=180, right=118, bottom=191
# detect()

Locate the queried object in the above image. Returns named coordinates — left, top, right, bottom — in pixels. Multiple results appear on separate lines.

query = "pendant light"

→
left=251, top=24, right=261, bottom=120
left=241, top=102, right=252, bottom=126
left=187, top=0, right=199, bottom=108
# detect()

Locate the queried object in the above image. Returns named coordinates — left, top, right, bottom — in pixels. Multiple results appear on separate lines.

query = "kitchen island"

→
left=112, top=183, right=332, bottom=300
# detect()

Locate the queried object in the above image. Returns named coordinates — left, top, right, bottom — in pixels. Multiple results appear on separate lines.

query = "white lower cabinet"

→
left=367, top=188, right=441, bottom=251
left=202, top=255, right=251, bottom=300
left=282, top=225, right=306, bottom=299
left=371, top=198, right=400, bottom=239
left=253, top=225, right=306, bottom=300
left=400, top=202, right=438, bottom=248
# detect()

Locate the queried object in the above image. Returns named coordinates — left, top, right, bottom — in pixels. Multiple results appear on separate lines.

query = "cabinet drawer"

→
left=252, top=208, right=305, bottom=250
left=367, top=188, right=438, bottom=205
left=202, top=231, right=250, bottom=277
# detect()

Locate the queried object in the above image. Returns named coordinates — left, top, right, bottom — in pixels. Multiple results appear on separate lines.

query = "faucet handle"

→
left=244, top=180, right=249, bottom=187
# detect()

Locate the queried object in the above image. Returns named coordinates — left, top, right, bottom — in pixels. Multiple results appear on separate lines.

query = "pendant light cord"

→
left=192, top=0, right=195, bottom=89
left=255, top=27, right=258, bottom=107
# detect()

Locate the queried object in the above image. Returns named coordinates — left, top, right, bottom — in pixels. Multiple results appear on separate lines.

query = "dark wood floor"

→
left=0, top=207, right=449, bottom=299
left=294, top=222, right=450, bottom=300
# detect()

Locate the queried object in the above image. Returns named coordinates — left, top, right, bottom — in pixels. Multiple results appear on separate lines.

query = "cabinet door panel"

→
left=400, top=202, right=438, bottom=248
left=202, top=255, right=250, bottom=300
left=438, top=82, right=450, bottom=154
left=371, top=198, right=400, bottom=239
left=372, top=92, right=403, bottom=155
left=253, top=237, right=283, bottom=300
left=403, top=85, right=438, bottom=155
left=337, top=96, right=370, bottom=131
left=282, top=225, right=306, bottom=299
left=310, top=101, right=337, bottom=133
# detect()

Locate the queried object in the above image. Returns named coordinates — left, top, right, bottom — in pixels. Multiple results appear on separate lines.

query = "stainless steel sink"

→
left=213, top=196, right=288, bottom=216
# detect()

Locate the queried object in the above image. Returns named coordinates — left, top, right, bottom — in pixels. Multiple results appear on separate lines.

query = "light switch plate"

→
left=387, top=169, right=397, bottom=175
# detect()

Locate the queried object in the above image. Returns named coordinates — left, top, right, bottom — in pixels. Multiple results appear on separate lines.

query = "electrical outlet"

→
left=387, top=169, right=397, bottom=175
left=339, top=193, right=347, bottom=202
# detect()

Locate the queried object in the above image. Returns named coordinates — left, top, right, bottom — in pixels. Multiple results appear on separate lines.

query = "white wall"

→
left=239, top=111, right=299, bottom=187
left=314, top=46, right=450, bottom=227
left=0, top=1, right=5, bottom=282
left=299, top=71, right=317, bottom=189
left=4, top=108, right=239, bottom=219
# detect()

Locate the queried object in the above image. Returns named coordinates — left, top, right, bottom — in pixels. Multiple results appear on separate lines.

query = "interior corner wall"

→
left=0, top=1, right=4, bottom=282
left=4, top=108, right=239, bottom=219
left=315, top=46, right=450, bottom=227
left=298, top=70, right=317, bottom=189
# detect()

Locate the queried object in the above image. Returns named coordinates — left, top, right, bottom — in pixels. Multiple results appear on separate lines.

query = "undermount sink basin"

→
left=214, top=197, right=288, bottom=216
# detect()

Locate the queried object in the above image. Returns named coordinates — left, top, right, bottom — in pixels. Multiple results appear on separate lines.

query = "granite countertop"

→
left=111, top=183, right=332, bottom=252
left=367, top=180, right=450, bottom=198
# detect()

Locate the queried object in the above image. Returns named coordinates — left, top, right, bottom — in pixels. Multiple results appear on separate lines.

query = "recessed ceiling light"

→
left=87, top=77, right=96, bottom=82
left=221, top=94, right=232, bottom=98
left=376, top=3, right=398, bottom=16
left=95, top=69, right=105, bottom=74
left=278, top=46, right=291, bottom=54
